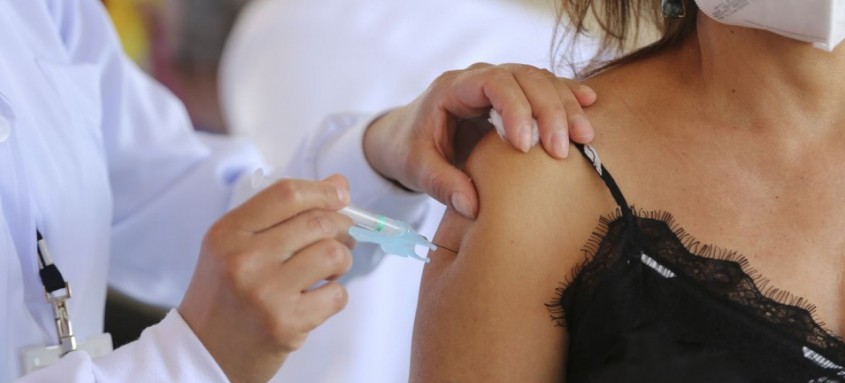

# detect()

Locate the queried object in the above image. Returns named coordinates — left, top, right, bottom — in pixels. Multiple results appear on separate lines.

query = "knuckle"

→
left=520, top=67, right=556, bottom=86
left=486, top=66, right=514, bottom=81
left=285, top=333, right=309, bottom=352
left=505, top=64, right=549, bottom=80
left=203, top=220, right=230, bottom=249
left=432, top=69, right=463, bottom=90
left=466, top=61, right=491, bottom=70
left=340, top=233, right=357, bottom=250
left=296, top=317, right=320, bottom=336
left=324, top=283, right=349, bottom=314
left=269, top=301, right=327, bottom=352
left=323, top=240, right=351, bottom=270
left=539, top=67, right=556, bottom=77
left=497, top=62, right=519, bottom=71
left=521, top=65, right=546, bottom=77
left=546, top=102, right=568, bottom=117
left=505, top=63, right=543, bottom=75
left=275, top=181, right=304, bottom=205
left=281, top=285, right=348, bottom=348
left=222, top=249, right=257, bottom=290
left=323, top=184, right=340, bottom=206
left=242, top=281, right=272, bottom=310
left=267, top=317, right=303, bottom=351
left=333, top=285, right=350, bottom=312
left=294, top=288, right=346, bottom=334
left=338, top=214, right=354, bottom=230
left=437, top=68, right=462, bottom=81
left=424, top=169, right=450, bottom=204
left=307, top=212, right=338, bottom=237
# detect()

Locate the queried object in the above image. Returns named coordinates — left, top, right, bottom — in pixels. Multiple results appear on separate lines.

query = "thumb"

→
left=420, top=158, right=478, bottom=219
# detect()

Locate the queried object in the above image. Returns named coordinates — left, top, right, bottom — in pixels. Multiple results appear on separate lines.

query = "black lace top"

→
left=550, top=145, right=845, bottom=383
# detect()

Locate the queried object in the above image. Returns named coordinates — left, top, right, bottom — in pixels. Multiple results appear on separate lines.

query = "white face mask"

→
left=694, top=0, right=845, bottom=52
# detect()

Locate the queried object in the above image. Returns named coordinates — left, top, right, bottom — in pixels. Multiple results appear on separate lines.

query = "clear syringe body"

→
left=339, top=205, right=410, bottom=235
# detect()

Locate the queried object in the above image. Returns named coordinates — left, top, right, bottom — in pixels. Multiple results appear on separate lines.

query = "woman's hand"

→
left=362, top=63, right=597, bottom=218
left=178, top=175, right=354, bottom=383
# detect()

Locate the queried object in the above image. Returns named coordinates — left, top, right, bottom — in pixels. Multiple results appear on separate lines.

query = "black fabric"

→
left=551, top=146, right=845, bottom=382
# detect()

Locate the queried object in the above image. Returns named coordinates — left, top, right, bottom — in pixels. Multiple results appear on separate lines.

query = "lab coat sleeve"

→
left=16, top=310, right=229, bottom=382
left=45, top=0, right=264, bottom=308
left=284, top=113, right=434, bottom=279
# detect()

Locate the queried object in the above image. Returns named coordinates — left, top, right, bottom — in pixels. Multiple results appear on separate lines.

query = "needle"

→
left=432, top=242, right=458, bottom=254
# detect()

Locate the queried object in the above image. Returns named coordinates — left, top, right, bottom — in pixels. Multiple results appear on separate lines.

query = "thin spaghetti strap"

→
left=574, top=144, right=634, bottom=221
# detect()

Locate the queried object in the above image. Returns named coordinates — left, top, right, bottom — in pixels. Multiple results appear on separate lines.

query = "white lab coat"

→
left=220, top=0, right=563, bottom=381
left=2, top=0, right=425, bottom=381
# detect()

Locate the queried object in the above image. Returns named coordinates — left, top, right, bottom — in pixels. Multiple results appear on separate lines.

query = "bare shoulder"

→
left=411, top=132, right=617, bottom=382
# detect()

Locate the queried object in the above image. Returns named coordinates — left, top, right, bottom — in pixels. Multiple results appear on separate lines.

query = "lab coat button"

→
left=0, top=115, right=10, bottom=143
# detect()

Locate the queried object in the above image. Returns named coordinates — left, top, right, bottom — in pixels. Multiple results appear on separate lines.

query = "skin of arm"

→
left=411, top=131, right=617, bottom=382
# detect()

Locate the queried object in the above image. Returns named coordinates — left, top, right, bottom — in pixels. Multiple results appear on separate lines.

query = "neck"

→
left=669, top=11, right=845, bottom=137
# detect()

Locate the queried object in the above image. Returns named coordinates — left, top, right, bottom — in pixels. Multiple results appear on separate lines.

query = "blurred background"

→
left=103, top=0, right=248, bottom=135
left=103, top=0, right=558, bottom=137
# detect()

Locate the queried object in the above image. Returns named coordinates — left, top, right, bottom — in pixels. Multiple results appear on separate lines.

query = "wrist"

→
left=178, top=288, right=288, bottom=383
left=362, top=108, right=414, bottom=191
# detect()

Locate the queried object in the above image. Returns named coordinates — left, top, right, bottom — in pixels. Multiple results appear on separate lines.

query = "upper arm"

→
left=411, top=134, right=615, bottom=382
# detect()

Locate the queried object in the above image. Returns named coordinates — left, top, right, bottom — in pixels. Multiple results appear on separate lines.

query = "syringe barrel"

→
left=339, top=205, right=408, bottom=235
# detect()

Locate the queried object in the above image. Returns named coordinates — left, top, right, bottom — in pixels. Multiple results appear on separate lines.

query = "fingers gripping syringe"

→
left=251, top=169, right=436, bottom=262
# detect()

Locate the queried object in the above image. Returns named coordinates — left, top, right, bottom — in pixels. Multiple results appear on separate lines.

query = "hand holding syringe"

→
left=252, top=169, right=440, bottom=262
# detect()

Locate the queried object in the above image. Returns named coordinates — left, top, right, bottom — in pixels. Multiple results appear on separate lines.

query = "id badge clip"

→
left=22, top=230, right=114, bottom=373
left=46, top=282, right=77, bottom=354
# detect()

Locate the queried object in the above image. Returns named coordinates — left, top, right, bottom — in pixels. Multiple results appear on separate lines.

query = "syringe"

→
left=340, top=204, right=437, bottom=262
left=251, top=169, right=439, bottom=262
left=340, top=205, right=410, bottom=235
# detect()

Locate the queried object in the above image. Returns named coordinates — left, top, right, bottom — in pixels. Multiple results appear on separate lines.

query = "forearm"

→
left=284, top=112, right=431, bottom=225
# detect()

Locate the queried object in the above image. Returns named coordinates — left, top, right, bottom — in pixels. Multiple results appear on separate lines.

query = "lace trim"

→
left=548, top=208, right=845, bottom=363
left=546, top=207, right=626, bottom=327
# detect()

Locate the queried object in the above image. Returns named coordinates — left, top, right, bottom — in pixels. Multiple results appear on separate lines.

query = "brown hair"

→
left=552, top=0, right=698, bottom=78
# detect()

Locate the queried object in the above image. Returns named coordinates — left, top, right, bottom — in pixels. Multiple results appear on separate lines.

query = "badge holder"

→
left=21, top=231, right=113, bottom=373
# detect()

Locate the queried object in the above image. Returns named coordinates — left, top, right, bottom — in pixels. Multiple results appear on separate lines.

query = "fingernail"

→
left=577, top=85, right=597, bottom=102
left=552, top=130, right=569, bottom=158
left=578, top=84, right=596, bottom=96
left=451, top=193, right=473, bottom=218
left=570, top=115, right=594, bottom=143
left=518, top=125, right=532, bottom=153
left=337, top=187, right=349, bottom=204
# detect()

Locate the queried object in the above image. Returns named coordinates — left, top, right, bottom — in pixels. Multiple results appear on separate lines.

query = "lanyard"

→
left=35, top=229, right=77, bottom=354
